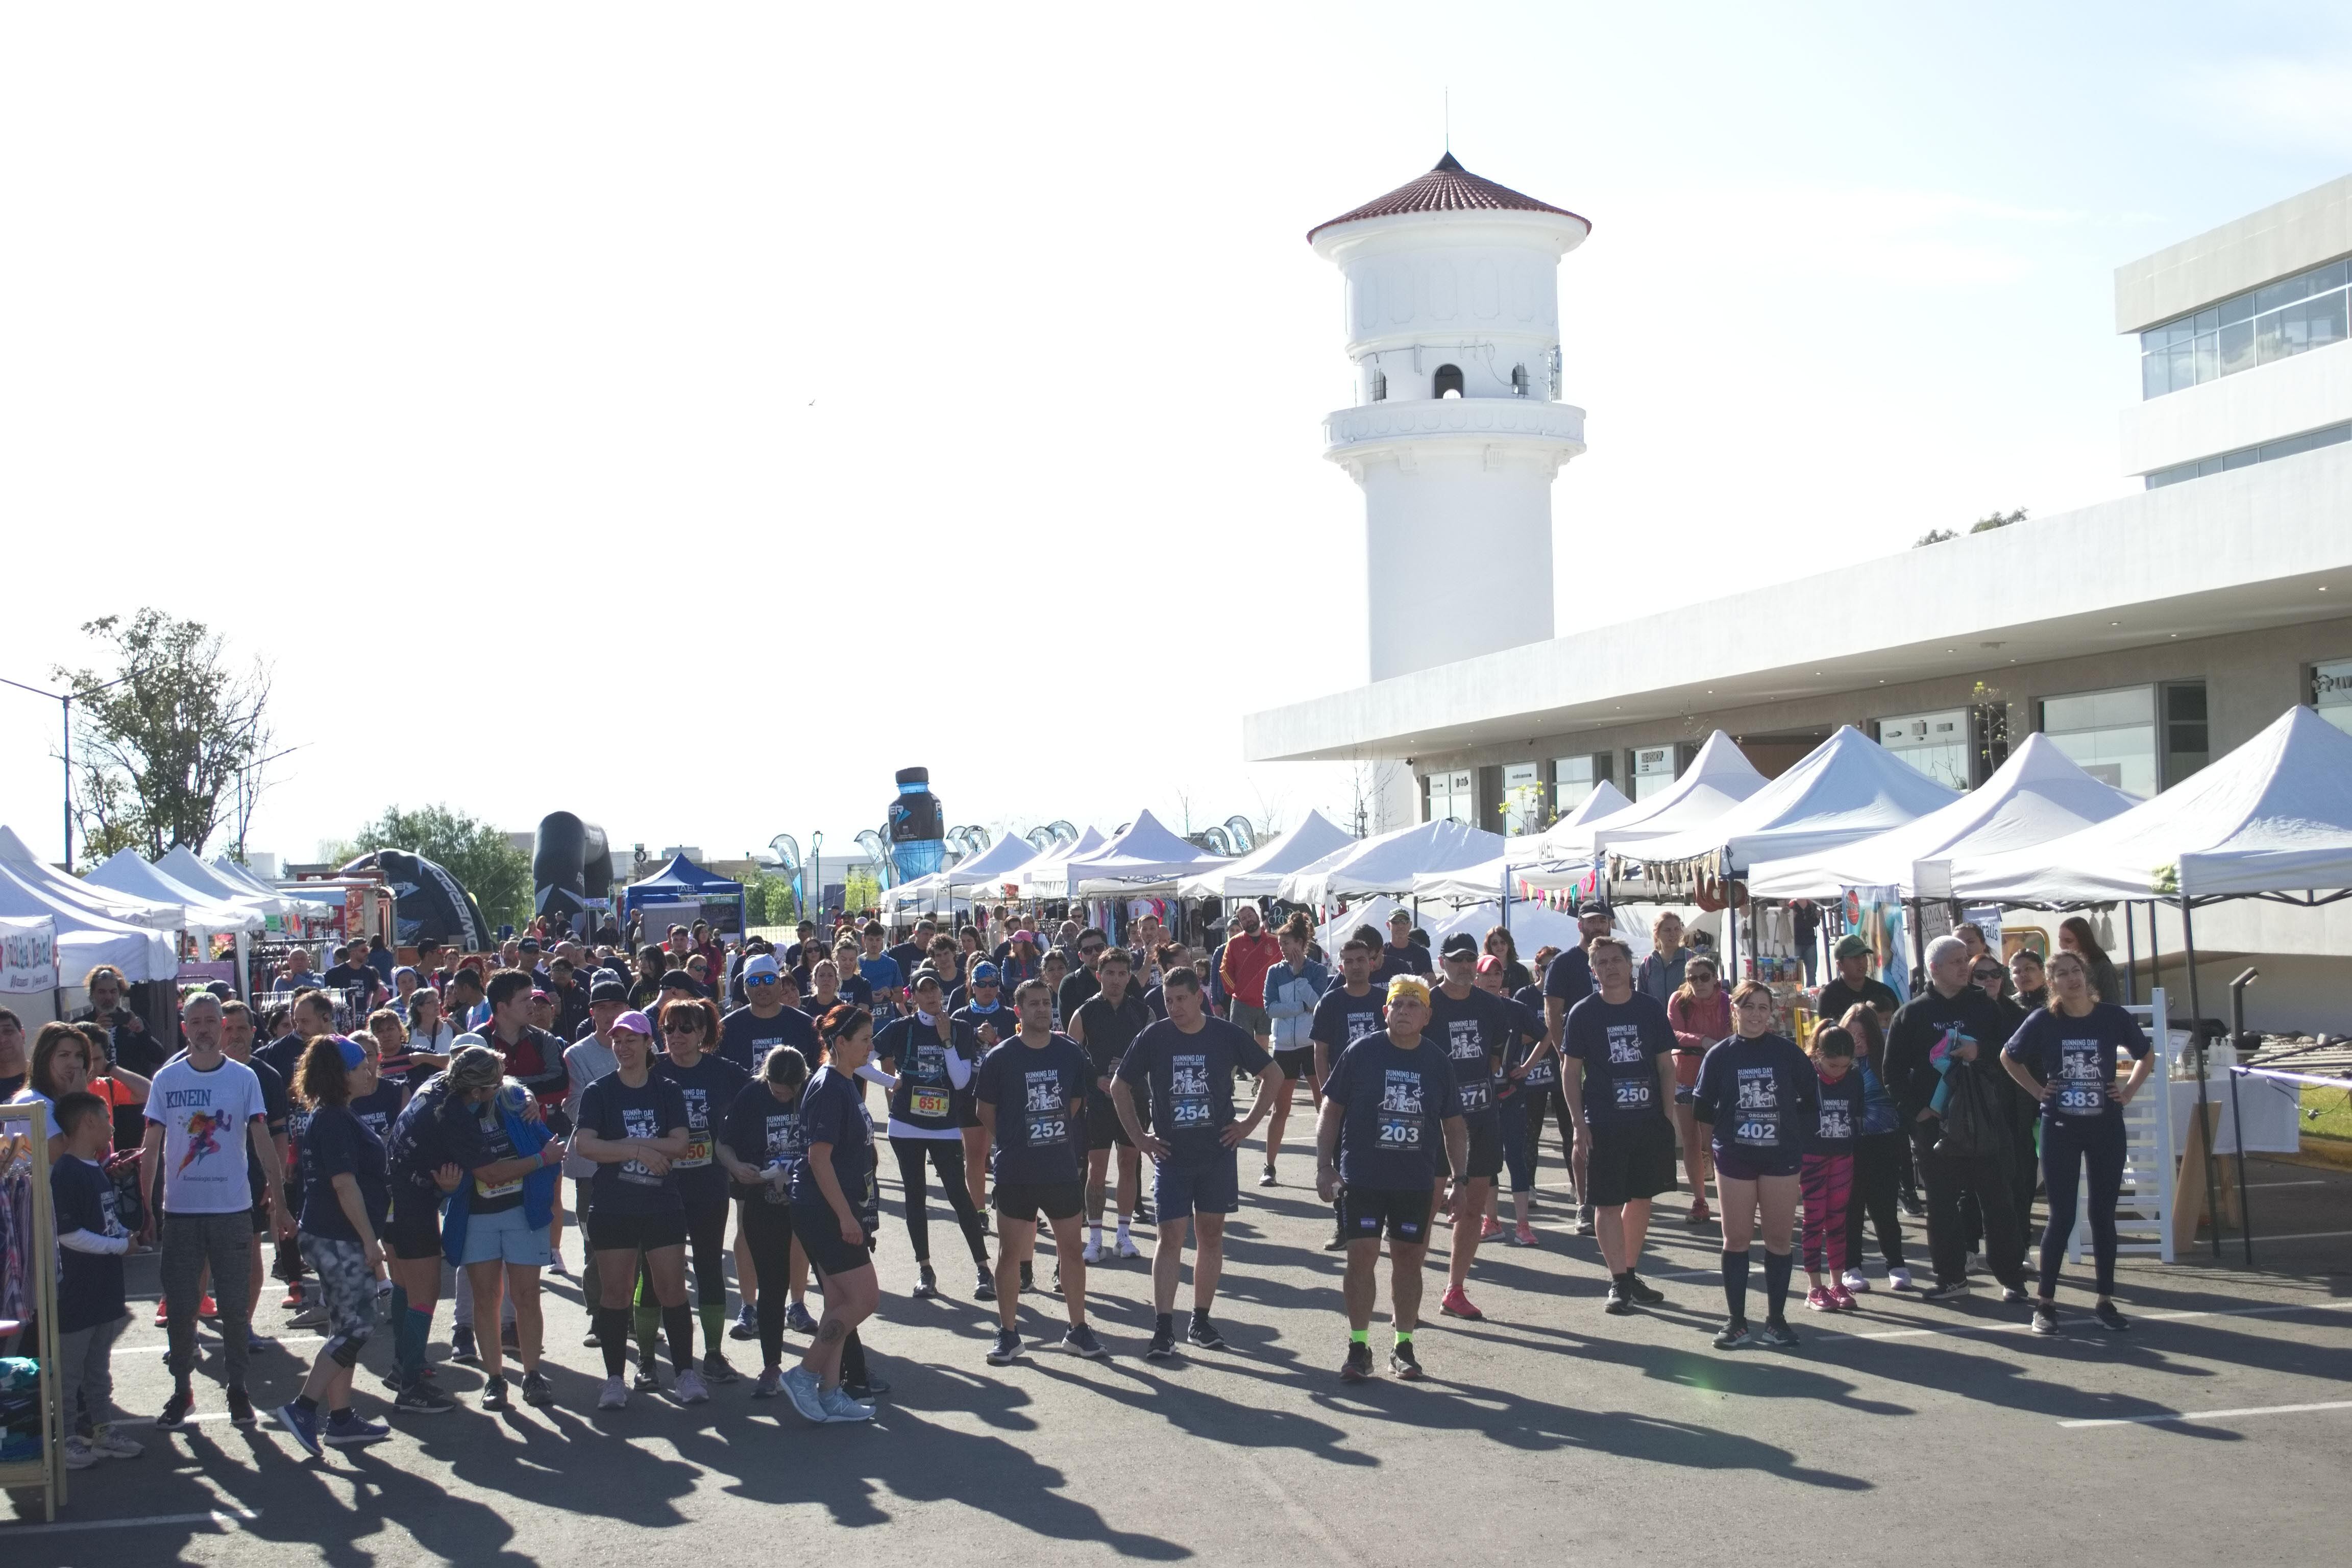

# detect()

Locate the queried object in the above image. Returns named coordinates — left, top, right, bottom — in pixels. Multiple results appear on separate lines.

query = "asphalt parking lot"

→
left=6, top=1128, right=2346, bottom=1566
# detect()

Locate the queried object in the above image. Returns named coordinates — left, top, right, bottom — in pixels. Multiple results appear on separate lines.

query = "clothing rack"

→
left=0, top=1102, right=65, bottom=1519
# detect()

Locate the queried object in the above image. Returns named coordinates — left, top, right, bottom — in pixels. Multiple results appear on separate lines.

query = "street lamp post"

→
left=807, top=830, right=824, bottom=925
left=2, top=672, right=131, bottom=874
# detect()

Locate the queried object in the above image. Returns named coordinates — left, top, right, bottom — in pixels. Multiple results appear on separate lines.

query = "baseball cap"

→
left=1440, top=932, right=1480, bottom=959
left=610, top=1010, right=653, bottom=1037
left=658, top=969, right=696, bottom=990
left=971, top=961, right=1000, bottom=985
left=1010, top=929, right=1038, bottom=946
left=1475, top=954, right=1504, bottom=976
left=589, top=978, right=628, bottom=1003
left=1833, top=934, right=1871, bottom=961
left=1387, top=909, right=1413, bottom=926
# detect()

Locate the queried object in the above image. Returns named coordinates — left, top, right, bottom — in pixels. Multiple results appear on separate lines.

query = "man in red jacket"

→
left=1218, top=904, right=1284, bottom=1051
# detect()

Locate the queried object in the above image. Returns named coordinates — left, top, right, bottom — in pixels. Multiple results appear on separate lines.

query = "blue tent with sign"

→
left=622, top=854, right=747, bottom=937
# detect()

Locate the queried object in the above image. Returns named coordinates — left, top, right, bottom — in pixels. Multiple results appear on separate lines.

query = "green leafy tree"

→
left=327, top=804, right=533, bottom=932
left=744, top=870, right=797, bottom=926
left=1970, top=507, right=2027, bottom=533
left=55, top=609, right=276, bottom=859
left=843, top=868, right=881, bottom=916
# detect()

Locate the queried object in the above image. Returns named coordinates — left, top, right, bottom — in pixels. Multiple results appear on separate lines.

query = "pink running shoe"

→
left=1513, top=1221, right=1538, bottom=1247
left=1438, top=1286, right=1484, bottom=1321
left=1829, top=1286, right=1859, bottom=1312
left=1804, top=1285, right=1836, bottom=1313
left=1479, top=1219, right=1504, bottom=1242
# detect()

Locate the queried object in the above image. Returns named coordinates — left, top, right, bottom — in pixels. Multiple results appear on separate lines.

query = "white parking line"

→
left=0, top=1508, right=257, bottom=1537
left=2061, top=1399, right=2352, bottom=1429
left=1822, top=1296, right=2352, bottom=1342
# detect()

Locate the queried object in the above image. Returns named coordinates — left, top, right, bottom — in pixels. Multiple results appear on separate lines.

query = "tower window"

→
left=1370, top=365, right=1387, bottom=402
left=1510, top=363, right=1529, bottom=396
left=1433, top=363, right=1464, bottom=399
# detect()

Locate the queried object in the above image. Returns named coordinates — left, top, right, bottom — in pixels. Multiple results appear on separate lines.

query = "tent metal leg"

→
left=2122, top=902, right=2137, bottom=1006
left=2181, top=893, right=2220, bottom=1261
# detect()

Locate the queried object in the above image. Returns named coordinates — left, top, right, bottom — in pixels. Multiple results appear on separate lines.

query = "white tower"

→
left=1309, top=154, right=1589, bottom=682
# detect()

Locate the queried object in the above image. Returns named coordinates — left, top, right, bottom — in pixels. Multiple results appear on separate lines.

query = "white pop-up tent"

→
left=1279, top=819, right=1505, bottom=908
left=880, top=834, right=1042, bottom=918
left=1518, top=733, right=1768, bottom=890
left=1626, top=725, right=1962, bottom=873
left=1746, top=733, right=2135, bottom=900
left=1013, top=826, right=1107, bottom=900
left=1413, top=780, right=1636, bottom=904
left=85, top=848, right=267, bottom=936
left=1062, top=811, right=1231, bottom=897
left=174, top=848, right=331, bottom=922
left=0, top=825, right=189, bottom=933
left=1179, top=810, right=1356, bottom=900
left=1948, top=706, right=2352, bottom=902
left=0, top=859, right=181, bottom=982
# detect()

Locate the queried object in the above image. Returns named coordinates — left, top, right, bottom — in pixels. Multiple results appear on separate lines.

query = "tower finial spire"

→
left=1444, top=87, right=1450, bottom=154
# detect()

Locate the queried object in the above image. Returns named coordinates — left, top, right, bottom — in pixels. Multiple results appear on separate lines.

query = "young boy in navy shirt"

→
left=50, top=1091, right=143, bottom=1468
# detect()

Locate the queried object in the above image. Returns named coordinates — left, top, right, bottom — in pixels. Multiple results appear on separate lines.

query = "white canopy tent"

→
left=180, top=849, right=333, bottom=922
left=1279, top=819, right=1505, bottom=908
left=1178, top=810, right=1357, bottom=900
left=1314, top=896, right=1657, bottom=966
left=1518, top=732, right=1768, bottom=888
left=1013, top=826, right=1107, bottom=900
left=0, top=825, right=189, bottom=933
left=0, top=859, right=181, bottom=983
left=879, top=835, right=1042, bottom=919
left=85, top=848, right=267, bottom=936
left=1412, top=780, right=1635, bottom=904
left=1744, top=733, right=2136, bottom=900
left=1625, top=725, right=1963, bottom=873
left=1948, top=706, right=2352, bottom=902
left=1062, top=811, right=1231, bottom=897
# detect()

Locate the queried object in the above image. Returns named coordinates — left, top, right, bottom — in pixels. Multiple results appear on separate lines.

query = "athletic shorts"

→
left=1273, top=1046, right=1314, bottom=1083
left=1228, top=1002, right=1272, bottom=1039
left=1709, top=1144, right=1802, bottom=1184
left=586, top=1207, right=686, bottom=1255
left=1086, top=1092, right=1132, bottom=1152
left=386, top=1195, right=443, bottom=1261
left=993, top=1180, right=1084, bottom=1225
left=1154, top=1150, right=1239, bottom=1220
left=791, top=1206, right=874, bottom=1277
left=1673, top=1049, right=1704, bottom=1090
left=1337, top=1186, right=1433, bottom=1244
left=458, top=1205, right=552, bottom=1267
left=1462, top=1114, right=1503, bottom=1181
left=1585, top=1116, right=1679, bottom=1208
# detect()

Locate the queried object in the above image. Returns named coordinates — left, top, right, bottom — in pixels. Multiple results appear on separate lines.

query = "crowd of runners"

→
left=2, top=898, right=2153, bottom=1459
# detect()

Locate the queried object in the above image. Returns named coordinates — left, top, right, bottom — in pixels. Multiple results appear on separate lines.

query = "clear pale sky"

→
left=3, top=4, right=2347, bottom=869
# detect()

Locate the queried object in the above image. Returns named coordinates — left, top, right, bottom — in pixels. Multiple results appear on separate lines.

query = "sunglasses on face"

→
left=745, top=975, right=778, bottom=987
left=1973, top=968, right=2003, bottom=981
left=1080, top=944, right=1105, bottom=955
left=663, top=1021, right=701, bottom=1035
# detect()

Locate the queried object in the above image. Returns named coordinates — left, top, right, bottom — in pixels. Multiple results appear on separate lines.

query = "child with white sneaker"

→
left=49, top=1091, right=143, bottom=1469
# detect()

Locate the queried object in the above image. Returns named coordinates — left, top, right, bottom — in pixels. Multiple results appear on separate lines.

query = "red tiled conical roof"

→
left=1308, top=153, right=1588, bottom=243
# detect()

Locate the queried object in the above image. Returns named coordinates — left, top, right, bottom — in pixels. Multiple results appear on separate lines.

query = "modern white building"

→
left=1247, top=170, right=2352, bottom=1030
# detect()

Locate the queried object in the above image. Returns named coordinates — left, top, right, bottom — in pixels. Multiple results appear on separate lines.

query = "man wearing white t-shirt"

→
left=139, top=991, right=292, bottom=1432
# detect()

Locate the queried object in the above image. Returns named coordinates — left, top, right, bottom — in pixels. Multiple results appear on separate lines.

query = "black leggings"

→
left=891, top=1136, right=988, bottom=1266
left=742, top=1199, right=865, bottom=1379
left=1846, top=1132, right=1908, bottom=1269
left=2039, top=1110, right=2126, bottom=1297
left=684, top=1191, right=730, bottom=1308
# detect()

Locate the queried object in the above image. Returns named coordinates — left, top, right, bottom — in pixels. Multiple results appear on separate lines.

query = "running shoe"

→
left=2000, top=1286, right=2030, bottom=1306
left=1340, top=1342, right=1375, bottom=1382
left=1062, top=1324, right=1109, bottom=1361
left=1478, top=1218, right=1503, bottom=1242
left=1145, top=1325, right=1177, bottom=1362
left=2031, top=1302, right=2060, bottom=1336
left=1828, top=1286, right=1858, bottom=1312
left=1438, top=1286, right=1483, bottom=1321
left=1711, top=1319, right=1751, bottom=1350
left=1323, top=1236, right=1350, bottom=1252
left=1050, top=1264, right=1064, bottom=1296
left=987, top=1328, right=1024, bottom=1365
left=62, top=1435, right=99, bottom=1470
left=597, top=1377, right=628, bottom=1410
left=1805, top=1286, right=1836, bottom=1313
left=323, top=1412, right=391, bottom=1447
left=913, top=1263, right=939, bottom=1300
left=2093, top=1301, right=2130, bottom=1333
left=288, top=1303, right=329, bottom=1330
left=786, top=1301, right=818, bottom=1335
left=227, top=1389, right=257, bottom=1428
left=752, top=1368, right=783, bottom=1399
left=522, top=1369, right=555, bottom=1407
left=246, top=1331, right=276, bottom=1356
left=1887, top=1266, right=1915, bottom=1291
left=1186, top=1316, right=1229, bottom=1351
left=1756, top=1318, right=1800, bottom=1349
left=89, top=1426, right=143, bottom=1459
left=479, top=1376, right=510, bottom=1412
left=1259, top=1165, right=1277, bottom=1188
left=1019, top=1261, right=1035, bottom=1293
left=156, top=1387, right=193, bottom=1430
left=1685, top=1200, right=1712, bottom=1229
left=451, top=1326, right=480, bottom=1365
left=501, top=1320, right=520, bottom=1351
left=376, top=1277, right=395, bottom=1301
left=729, top=1305, right=760, bottom=1341
left=1575, top=1207, right=1596, bottom=1236
left=272, top=1401, right=323, bottom=1457
left=818, top=1384, right=875, bottom=1423
left=632, top=1367, right=659, bottom=1393
left=583, top=1328, right=602, bottom=1348
left=1917, top=1279, right=1971, bottom=1303
left=1082, top=1237, right=1104, bottom=1264
left=199, top=1292, right=219, bottom=1320
left=973, top=1267, right=997, bottom=1302
left=1623, top=1272, right=1664, bottom=1306
left=674, top=1369, right=711, bottom=1405
left=393, top=1381, right=456, bottom=1415
left=1511, top=1221, right=1538, bottom=1247
left=1900, top=1191, right=1925, bottom=1218
left=281, top=1282, right=305, bottom=1309
left=1116, top=1234, right=1142, bottom=1260
left=701, top=1351, right=741, bottom=1385
left=1603, top=1282, right=1634, bottom=1316
left=547, top=1254, right=571, bottom=1279
left=154, top=1298, right=169, bottom=1328
left=845, top=1377, right=890, bottom=1402
left=1840, top=1268, right=1870, bottom=1293
left=779, top=1367, right=826, bottom=1423
left=1388, top=1341, right=1425, bottom=1380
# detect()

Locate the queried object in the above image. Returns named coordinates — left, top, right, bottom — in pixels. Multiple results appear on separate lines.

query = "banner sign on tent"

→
left=0, top=915, right=59, bottom=993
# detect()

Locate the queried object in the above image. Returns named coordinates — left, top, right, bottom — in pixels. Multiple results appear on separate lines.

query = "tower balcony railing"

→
left=1325, top=397, right=1585, bottom=452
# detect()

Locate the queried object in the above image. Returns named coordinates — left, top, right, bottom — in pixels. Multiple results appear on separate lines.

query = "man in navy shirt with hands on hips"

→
left=974, top=979, right=1104, bottom=1365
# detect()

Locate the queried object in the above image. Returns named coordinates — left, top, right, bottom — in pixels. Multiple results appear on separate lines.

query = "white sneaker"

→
left=1840, top=1269, right=1870, bottom=1294
left=597, top=1376, right=628, bottom=1410
left=89, top=1425, right=144, bottom=1459
left=1082, top=1237, right=1104, bottom=1264
left=1888, top=1267, right=1916, bottom=1291
left=674, top=1369, right=711, bottom=1406
left=63, top=1435, right=99, bottom=1470
left=1116, top=1234, right=1141, bottom=1260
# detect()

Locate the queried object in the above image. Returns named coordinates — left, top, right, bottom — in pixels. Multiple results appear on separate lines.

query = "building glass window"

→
left=1501, top=763, right=1543, bottom=836
left=2315, top=659, right=2352, bottom=736
left=2139, top=255, right=2349, bottom=399
left=2041, top=686, right=2159, bottom=798
left=1552, top=753, right=1608, bottom=814
left=1876, top=708, right=1971, bottom=789
left=2162, top=681, right=2209, bottom=788
left=1425, top=769, right=1475, bottom=826
left=1629, top=745, right=1679, bottom=802
left=2145, top=421, right=2351, bottom=488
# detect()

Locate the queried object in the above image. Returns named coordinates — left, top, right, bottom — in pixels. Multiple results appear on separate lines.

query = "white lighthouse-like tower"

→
left=1309, top=154, right=1589, bottom=683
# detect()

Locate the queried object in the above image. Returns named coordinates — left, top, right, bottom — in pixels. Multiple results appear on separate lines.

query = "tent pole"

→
left=2122, top=901, right=2137, bottom=1005
left=2180, top=892, right=2220, bottom=1261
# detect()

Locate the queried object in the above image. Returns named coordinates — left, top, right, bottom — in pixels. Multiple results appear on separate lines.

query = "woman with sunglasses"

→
left=1691, top=982, right=1818, bottom=1350
left=572, top=1011, right=699, bottom=1409
left=647, top=996, right=748, bottom=1389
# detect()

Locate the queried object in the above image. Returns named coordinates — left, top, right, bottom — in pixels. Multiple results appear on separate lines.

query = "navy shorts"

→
left=1338, top=1186, right=1433, bottom=1245
left=1273, top=1047, right=1314, bottom=1082
left=386, top=1194, right=443, bottom=1262
left=1154, top=1149, right=1239, bottom=1220
left=791, top=1206, right=875, bottom=1277
left=994, top=1180, right=1084, bottom=1226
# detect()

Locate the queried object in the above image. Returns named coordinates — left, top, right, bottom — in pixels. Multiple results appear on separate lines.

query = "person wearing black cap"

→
left=1428, top=932, right=1515, bottom=1323
left=1379, top=910, right=1432, bottom=983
